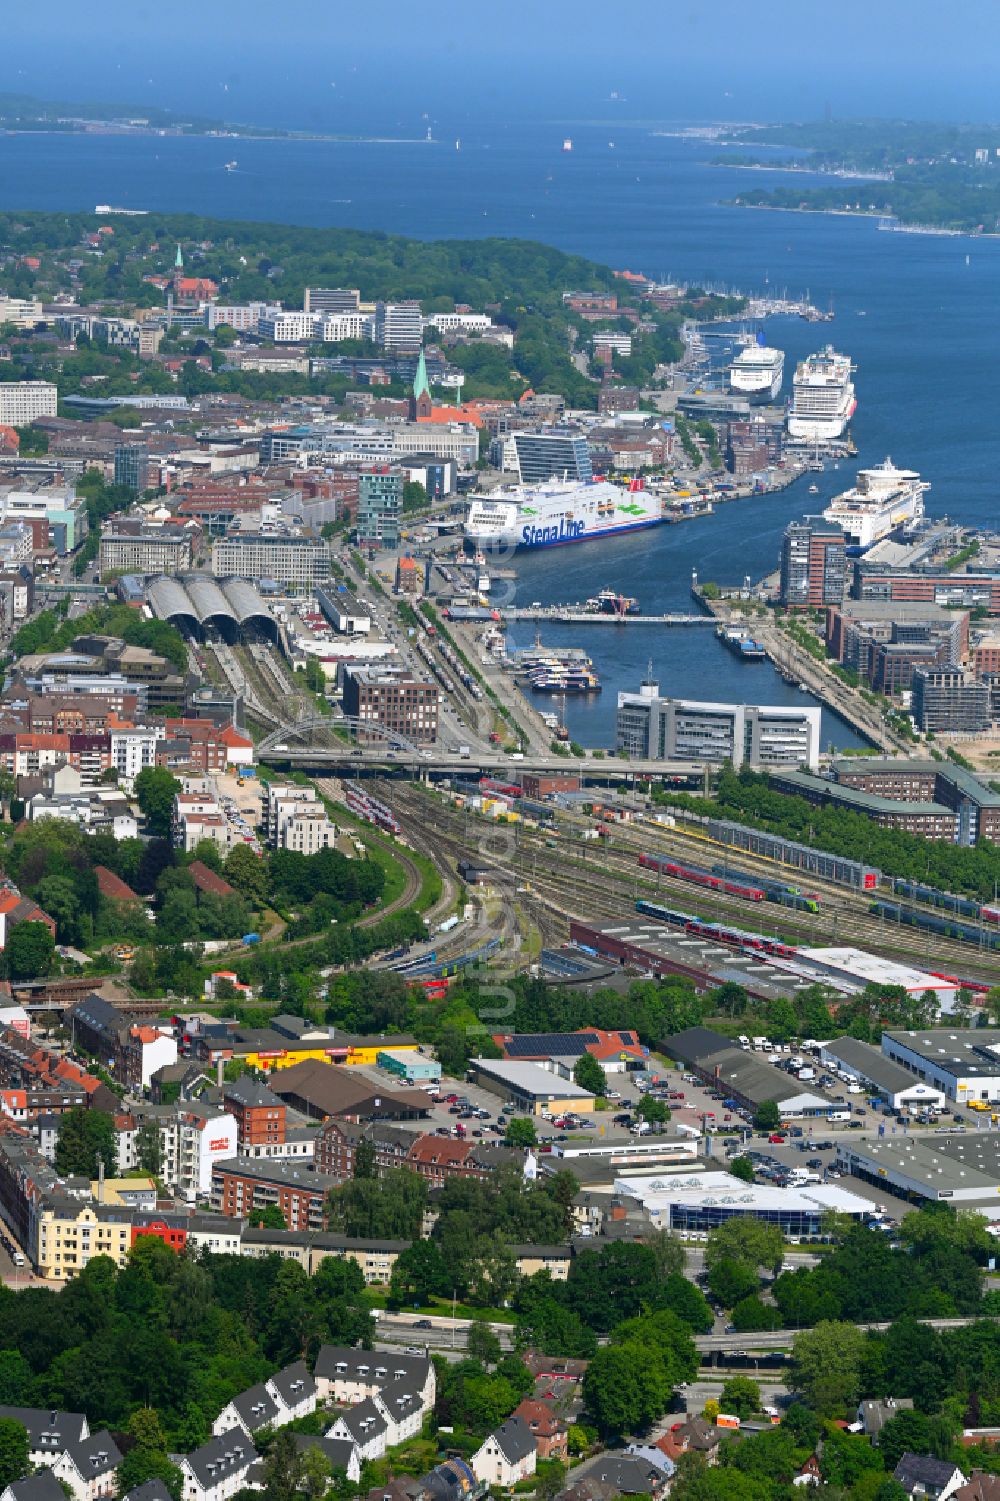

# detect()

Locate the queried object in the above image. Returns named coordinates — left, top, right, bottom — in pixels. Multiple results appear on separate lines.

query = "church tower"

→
left=409, top=349, right=433, bottom=420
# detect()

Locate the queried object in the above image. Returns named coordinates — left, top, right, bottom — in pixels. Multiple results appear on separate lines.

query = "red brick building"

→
left=512, top=1401, right=568, bottom=1461
left=223, top=1076, right=287, bottom=1151
left=210, top=1158, right=336, bottom=1231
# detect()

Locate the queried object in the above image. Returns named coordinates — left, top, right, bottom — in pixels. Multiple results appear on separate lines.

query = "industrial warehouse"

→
left=818, top=1037, right=947, bottom=1111
left=837, top=1132, right=1000, bottom=1217
left=881, top=1028, right=1000, bottom=1104
left=661, top=1026, right=831, bottom=1118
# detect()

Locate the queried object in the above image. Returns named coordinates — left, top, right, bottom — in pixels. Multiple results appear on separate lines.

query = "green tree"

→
left=55, top=1108, right=117, bottom=1180
left=389, top=1240, right=450, bottom=1304
left=136, top=1119, right=162, bottom=1176
left=790, top=1321, right=866, bottom=1415
left=753, top=1099, right=782, bottom=1131
left=729, top=1155, right=755, bottom=1183
left=582, top=1342, right=673, bottom=1437
left=505, top=1117, right=538, bottom=1148
left=354, top=1137, right=377, bottom=1180
left=0, top=1417, right=29, bottom=1488
left=573, top=1053, right=607, bottom=1095
left=326, top=1168, right=426, bottom=1241
left=248, top=1204, right=287, bottom=1230
left=719, top=1376, right=760, bottom=1420
left=298, top=1445, right=331, bottom=1501
left=262, top=1430, right=302, bottom=1501
left=224, top=844, right=270, bottom=906
left=5, top=920, right=55, bottom=980
left=467, top=1323, right=503, bottom=1368
left=134, top=766, right=181, bottom=837
left=707, top=1258, right=759, bottom=1309
left=878, top=1409, right=933, bottom=1471
left=636, top=1094, right=670, bottom=1124
left=706, top=1220, right=784, bottom=1278
left=116, top=1446, right=183, bottom=1501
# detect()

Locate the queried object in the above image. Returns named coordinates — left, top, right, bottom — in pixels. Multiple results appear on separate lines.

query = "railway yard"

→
left=333, top=776, right=1000, bottom=999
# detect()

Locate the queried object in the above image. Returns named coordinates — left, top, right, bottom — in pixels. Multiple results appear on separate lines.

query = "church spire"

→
left=413, top=348, right=431, bottom=401
left=174, top=243, right=184, bottom=270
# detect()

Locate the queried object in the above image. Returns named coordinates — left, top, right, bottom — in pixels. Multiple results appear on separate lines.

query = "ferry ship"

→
left=786, top=345, right=856, bottom=441
left=464, top=479, right=663, bottom=552
left=822, top=457, right=929, bottom=553
left=728, top=335, right=784, bottom=402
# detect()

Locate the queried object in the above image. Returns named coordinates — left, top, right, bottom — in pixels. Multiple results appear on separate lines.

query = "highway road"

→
left=695, top=1314, right=1000, bottom=1355
left=371, top=1311, right=516, bottom=1354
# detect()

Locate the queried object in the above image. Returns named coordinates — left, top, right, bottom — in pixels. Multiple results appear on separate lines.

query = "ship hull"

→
left=467, top=515, right=665, bottom=551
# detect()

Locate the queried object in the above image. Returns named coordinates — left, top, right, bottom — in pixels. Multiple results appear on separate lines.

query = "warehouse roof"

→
left=821, top=1037, right=945, bottom=1096
left=771, top=769, right=951, bottom=819
left=472, top=1058, right=595, bottom=1100
left=884, top=1028, right=1000, bottom=1081
left=837, top=1133, right=1000, bottom=1198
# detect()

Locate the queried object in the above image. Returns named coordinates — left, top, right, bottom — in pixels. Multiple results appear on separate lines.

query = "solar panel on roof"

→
left=503, top=1032, right=597, bottom=1057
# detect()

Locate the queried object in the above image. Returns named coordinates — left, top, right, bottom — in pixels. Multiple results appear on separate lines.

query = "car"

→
left=414, top=1318, right=433, bottom=1329
left=768, top=1133, right=786, bottom=1144
left=448, top=1105, right=462, bottom=1115
left=405, top=1345, right=424, bottom=1354
left=806, top=1157, right=824, bottom=1168
left=444, top=1094, right=459, bottom=1104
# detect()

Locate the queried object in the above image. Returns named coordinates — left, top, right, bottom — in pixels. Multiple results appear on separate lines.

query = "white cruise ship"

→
left=786, top=345, right=856, bottom=441
left=464, top=478, right=663, bottom=551
left=728, top=335, right=784, bottom=401
left=822, top=457, right=929, bottom=553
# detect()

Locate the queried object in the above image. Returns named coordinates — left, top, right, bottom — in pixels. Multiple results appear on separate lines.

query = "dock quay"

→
left=500, top=609, right=715, bottom=625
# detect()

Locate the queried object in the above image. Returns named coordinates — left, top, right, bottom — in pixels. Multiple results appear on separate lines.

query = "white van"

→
left=827, top=1109, right=850, bottom=1123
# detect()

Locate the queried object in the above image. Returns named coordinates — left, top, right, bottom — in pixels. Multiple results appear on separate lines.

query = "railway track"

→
left=386, top=783, right=1000, bottom=983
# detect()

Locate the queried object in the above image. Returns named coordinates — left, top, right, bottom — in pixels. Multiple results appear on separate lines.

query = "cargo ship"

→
left=821, top=457, right=929, bottom=554
left=786, top=345, right=856, bottom=442
left=717, top=626, right=767, bottom=660
left=464, top=478, right=662, bottom=552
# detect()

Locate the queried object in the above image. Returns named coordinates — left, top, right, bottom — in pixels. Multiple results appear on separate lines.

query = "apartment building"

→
left=780, top=516, right=848, bottom=607
left=210, top=1157, right=336, bottom=1231
left=0, top=300, right=45, bottom=332
left=262, top=782, right=338, bottom=851
left=373, top=300, right=423, bottom=353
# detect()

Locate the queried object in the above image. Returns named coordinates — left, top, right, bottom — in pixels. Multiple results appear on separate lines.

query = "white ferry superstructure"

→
left=786, top=345, right=856, bottom=441
left=464, top=478, right=663, bottom=551
left=728, top=336, right=784, bottom=401
left=822, top=457, right=929, bottom=552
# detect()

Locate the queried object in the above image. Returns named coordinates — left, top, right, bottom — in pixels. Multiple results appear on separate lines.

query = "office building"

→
left=304, top=288, right=361, bottom=316
left=113, top=443, right=149, bottom=495
left=342, top=665, right=438, bottom=745
left=615, top=678, right=821, bottom=770
left=99, top=521, right=192, bottom=576
left=615, top=1171, right=871, bottom=1236
left=507, top=430, right=592, bottom=484
left=830, top=757, right=1000, bottom=843
left=779, top=516, right=848, bottom=607
left=373, top=301, right=423, bottom=353
left=0, top=382, right=58, bottom=426
left=211, top=533, right=329, bottom=587
left=826, top=600, right=968, bottom=693
left=911, top=668, right=992, bottom=734
left=356, top=470, right=403, bottom=550
left=0, top=298, right=44, bottom=330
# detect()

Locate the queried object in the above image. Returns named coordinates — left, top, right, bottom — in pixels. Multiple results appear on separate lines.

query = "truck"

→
left=459, top=745, right=471, bottom=759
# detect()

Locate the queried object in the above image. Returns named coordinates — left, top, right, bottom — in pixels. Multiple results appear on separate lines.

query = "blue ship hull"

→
left=516, top=516, right=664, bottom=550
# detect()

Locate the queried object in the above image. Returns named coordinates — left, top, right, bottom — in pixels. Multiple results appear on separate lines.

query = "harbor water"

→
left=1, top=123, right=997, bottom=745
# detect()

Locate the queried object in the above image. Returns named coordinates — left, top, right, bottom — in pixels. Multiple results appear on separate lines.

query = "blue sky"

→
left=3, top=0, right=999, bottom=128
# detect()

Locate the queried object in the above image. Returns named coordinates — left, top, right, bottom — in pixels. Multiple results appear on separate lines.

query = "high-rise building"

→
left=911, top=668, right=992, bottom=734
left=373, top=300, right=423, bottom=354
left=509, top=430, right=592, bottom=484
left=780, top=516, right=848, bottom=607
left=0, top=381, right=58, bottom=427
left=357, top=469, right=403, bottom=550
left=304, top=287, right=361, bottom=316
left=615, top=678, right=821, bottom=770
left=114, top=442, right=149, bottom=494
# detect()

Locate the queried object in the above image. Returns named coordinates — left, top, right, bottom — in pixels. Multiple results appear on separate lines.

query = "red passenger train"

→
left=638, top=852, right=766, bottom=902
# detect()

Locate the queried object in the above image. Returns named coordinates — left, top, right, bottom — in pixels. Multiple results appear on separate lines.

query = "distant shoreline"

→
left=733, top=200, right=996, bottom=239
left=0, top=126, right=438, bottom=146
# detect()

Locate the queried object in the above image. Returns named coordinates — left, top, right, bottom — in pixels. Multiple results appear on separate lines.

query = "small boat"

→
left=562, top=138, right=573, bottom=153
left=224, top=160, right=238, bottom=171
left=808, top=483, right=819, bottom=494
left=455, top=138, right=461, bottom=151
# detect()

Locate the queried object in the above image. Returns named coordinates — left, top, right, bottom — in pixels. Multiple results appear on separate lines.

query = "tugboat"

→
left=584, top=587, right=639, bottom=616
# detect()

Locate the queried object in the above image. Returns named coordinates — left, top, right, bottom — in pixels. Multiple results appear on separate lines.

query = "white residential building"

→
left=159, top=1107, right=237, bottom=1202
left=177, top=1432, right=259, bottom=1501
left=312, top=1346, right=435, bottom=1412
left=110, top=726, right=165, bottom=788
left=0, top=381, right=58, bottom=426
left=424, top=312, right=493, bottom=334
left=373, top=300, right=423, bottom=353
left=203, top=303, right=282, bottom=332
left=320, top=313, right=373, bottom=342
left=0, top=1409, right=89, bottom=1470
left=257, top=312, right=320, bottom=343
left=470, top=1418, right=537, bottom=1488
left=52, top=1432, right=122, bottom=1501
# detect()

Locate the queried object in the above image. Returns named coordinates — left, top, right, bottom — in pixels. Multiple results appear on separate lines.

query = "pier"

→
left=500, top=609, right=715, bottom=625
